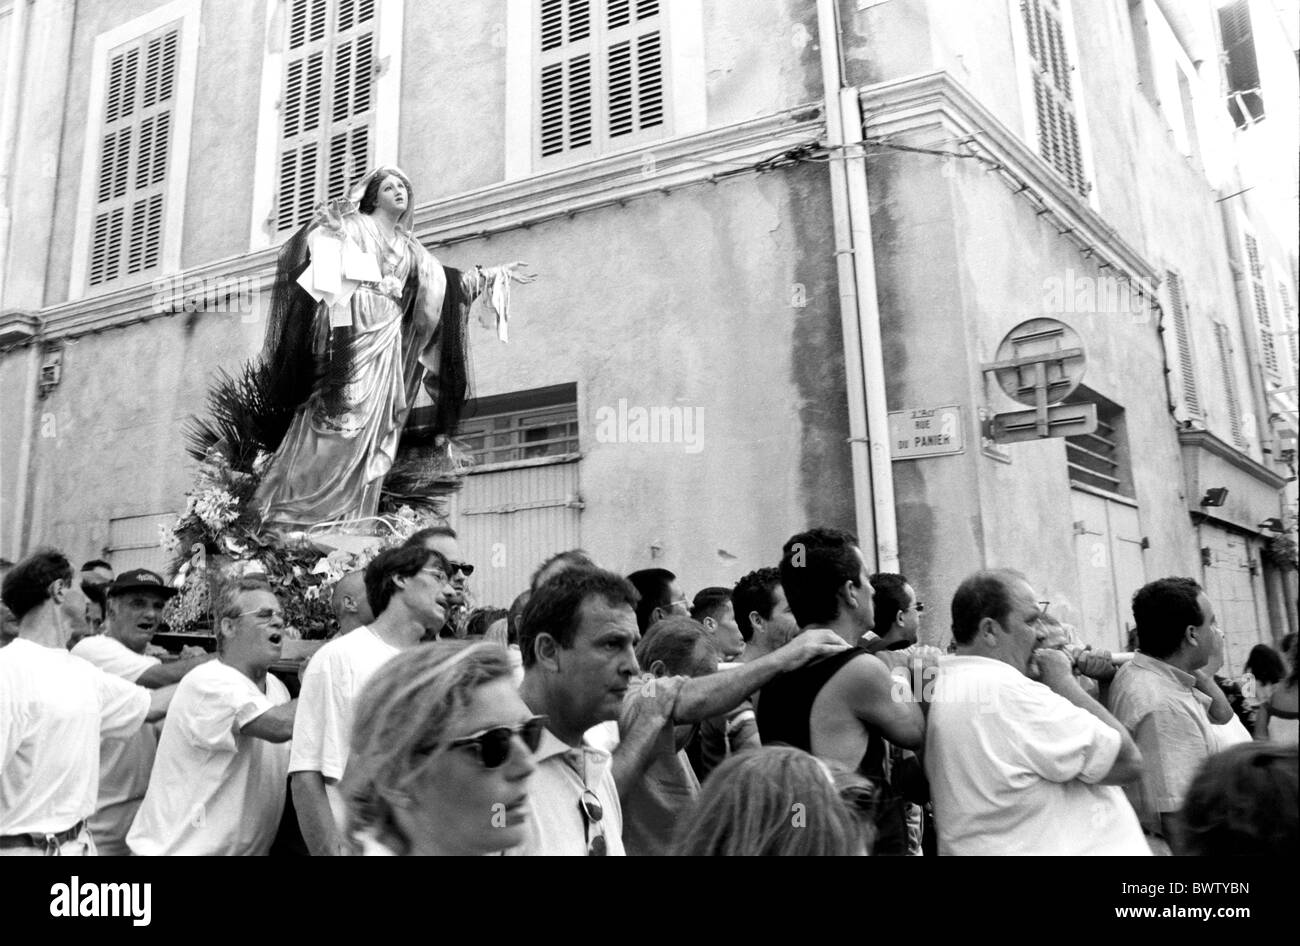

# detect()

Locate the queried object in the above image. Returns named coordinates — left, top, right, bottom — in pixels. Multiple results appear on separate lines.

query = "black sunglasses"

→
left=440, top=715, right=546, bottom=768
left=579, top=789, right=607, bottom=856
left=447, top=561, right=475, bottom=577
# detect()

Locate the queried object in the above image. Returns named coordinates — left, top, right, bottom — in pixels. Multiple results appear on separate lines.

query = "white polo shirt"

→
left=505, top=726, right=624, bottom=856
left=925, top=655, right=1148, bottom=856
left=1, top=639, right=150, bottom=835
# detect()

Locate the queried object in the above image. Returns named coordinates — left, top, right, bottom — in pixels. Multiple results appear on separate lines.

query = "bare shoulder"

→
left=823, top=652, right=894, bottom=700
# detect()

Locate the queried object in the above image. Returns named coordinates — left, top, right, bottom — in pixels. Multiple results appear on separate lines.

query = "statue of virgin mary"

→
left=251, top=166, right=533, bottom=529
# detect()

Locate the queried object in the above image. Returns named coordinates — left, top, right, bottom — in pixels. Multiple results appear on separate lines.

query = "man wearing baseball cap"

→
left=71, top=567, right=213, bottom=855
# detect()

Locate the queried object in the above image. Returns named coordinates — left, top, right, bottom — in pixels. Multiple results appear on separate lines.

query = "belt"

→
left=0, top=820, right=86, bottom=852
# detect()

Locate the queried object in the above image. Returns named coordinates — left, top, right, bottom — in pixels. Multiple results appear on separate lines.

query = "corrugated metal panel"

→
left=446, top=461, right=581, bottom=609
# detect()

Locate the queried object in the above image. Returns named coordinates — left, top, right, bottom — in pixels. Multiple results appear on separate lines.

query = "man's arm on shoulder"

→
left=672, top=628, right=849, bottom=723
left=839, top=654, right=925, bottom=750
left=136, top=653, right=216, bottom=688
left=241, top=699, right=298, bottom=743
left=610, top=677, right=680, bottom=799
left=146, top=684, right=177, bottom=723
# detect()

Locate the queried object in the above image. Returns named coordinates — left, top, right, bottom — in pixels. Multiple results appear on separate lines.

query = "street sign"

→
left=989, top=403, right=1098, bottom=444
left=889, top=405, right=964, bottom=459
left=988, top=318, right=1087, bottom=407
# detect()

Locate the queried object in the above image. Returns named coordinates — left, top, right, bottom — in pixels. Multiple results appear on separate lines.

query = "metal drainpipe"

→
left=0, top=0, right=32, bottom=306
left=816, top=0, right=899, bottom=571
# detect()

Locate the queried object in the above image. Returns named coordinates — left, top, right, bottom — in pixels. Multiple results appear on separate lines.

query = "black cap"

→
left=105, top=568, right=178, bottom=600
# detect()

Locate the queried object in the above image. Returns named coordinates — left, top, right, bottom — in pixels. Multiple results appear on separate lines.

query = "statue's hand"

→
left=502, top=261, right=537, bottom=285
left=313, top=198, right=349, bottom=233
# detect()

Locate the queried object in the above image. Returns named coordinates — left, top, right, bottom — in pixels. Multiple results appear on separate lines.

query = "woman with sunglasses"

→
left=341, top=641, right=541, bottom=855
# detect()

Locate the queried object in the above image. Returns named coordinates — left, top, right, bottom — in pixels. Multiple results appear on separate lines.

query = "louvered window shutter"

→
left=537, top=0, right=665, bottom=164
left=1020, top=0, right=1088, bottom=197
left=1165, top=270, right=1201, bottom=417
left=1215, top=324, right=1247, bottom=449
left=1244, top=234, right=1278, bottom=377
left=1219, top=0, right=1263, bottom=128
left=276, top=0, right=376, bottom=233
left=539, top=0, right=595, bottom=159
left=1277, top=281, right=1298, bottom=375
left=89, top=25, right=178, bottom=287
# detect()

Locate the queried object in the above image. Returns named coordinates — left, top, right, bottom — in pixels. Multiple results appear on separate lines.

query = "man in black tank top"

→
left=756, top=528, right=927, bottom=855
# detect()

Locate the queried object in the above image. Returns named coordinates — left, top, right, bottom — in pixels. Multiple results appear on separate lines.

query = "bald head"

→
left=332, top=569, right=374, bottom=635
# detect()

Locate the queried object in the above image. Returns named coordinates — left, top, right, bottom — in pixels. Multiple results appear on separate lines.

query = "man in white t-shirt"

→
left=1, top=550, right=167, bottom=856
left=70, top=568, right=215, bottom=855
left=291, top=545, right=452, bottom=855
left=925, top=569, right=1148, bottom=855
left=127, top=578, right=298, bottom=855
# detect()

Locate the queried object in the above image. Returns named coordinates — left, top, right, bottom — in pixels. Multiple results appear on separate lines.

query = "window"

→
left=402, top=383, right=579, bottom=468
left=108, top=513, right=174, bottom=575
left=536, top=0, right=666, bottom=165
left=275, top=0, right=377, bottom=233
left=1219, top=0, right=1263, bottom=128
left=1214, top=323, right=1248, bottom=450
left=1244, top=233, right=1278, bottom=378
left=1019, top=0, right=1088, bottom=197
left=1064, top=387, right=1133, bottom=497
left=1165, top=270, right=1201, bottom=417
left=87, top=25, right=180, bottom=287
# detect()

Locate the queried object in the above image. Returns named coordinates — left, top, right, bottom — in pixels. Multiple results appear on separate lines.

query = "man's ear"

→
left=748, top=611, right=763, bottom=634
left=839, top=580, right=858, bottom=613
left=650, top=659, right=668, bottom=678
left=49, top=579, right=66, bottom=604
left=702, top=616, right=716, bottom=631
left=341, top=593, right=358, bottom=615
left=979, top=616, right=1000, bottom=644
left=534, top=632, right=561, bottom=671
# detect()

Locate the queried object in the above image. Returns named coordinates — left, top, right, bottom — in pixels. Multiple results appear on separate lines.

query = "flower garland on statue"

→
left=159, top=446, right=440, bottom=638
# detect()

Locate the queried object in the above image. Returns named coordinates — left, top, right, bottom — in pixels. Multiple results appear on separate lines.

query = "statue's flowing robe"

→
left=255, top=210, right=479, bottom=528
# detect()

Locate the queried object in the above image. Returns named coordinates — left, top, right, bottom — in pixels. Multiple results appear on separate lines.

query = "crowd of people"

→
left=1, top=524, right=1296, bottom=856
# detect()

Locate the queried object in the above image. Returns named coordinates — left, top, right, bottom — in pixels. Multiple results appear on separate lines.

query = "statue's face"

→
left=374, top=174, right=408, bottom=217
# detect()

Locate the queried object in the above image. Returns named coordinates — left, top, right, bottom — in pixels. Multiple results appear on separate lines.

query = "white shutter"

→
left=276, top=0, right=376, bottom=233
left=1244, top=234, right=1278, bottom=377
left=1215, top=324, right=1247, bottom=449
left=89, top=26, right=178, bottom=288
left=1021, top=0, right=1087, bottom=197
left=1277, top=280, right=1298, bottom=375
left=1164, top=270, right=1201, bottom=416
left=537, top=0, right=665, bottom=163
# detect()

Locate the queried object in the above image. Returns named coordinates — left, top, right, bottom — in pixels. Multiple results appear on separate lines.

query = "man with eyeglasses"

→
left=866, top=572, right=930, bottom=855
left=291, top=545, right=452, bottom=855
left=924, top=569, right=1147, bottom=855
left=864, top=573, right=922, bottom=655
left=1107, top=577, right=1234, bottom=854
left=70, top=568, right=214, bottom=854
left=626, top=568, right=690, bottom=635
left=404, top=526, right=474, bottom=637
left=127, top=578, right=298, bottom=855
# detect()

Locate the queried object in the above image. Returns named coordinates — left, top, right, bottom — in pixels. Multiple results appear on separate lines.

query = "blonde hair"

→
left=669, top=747, right=875, bottom=856
left=341, top=641, right=512, bottom=855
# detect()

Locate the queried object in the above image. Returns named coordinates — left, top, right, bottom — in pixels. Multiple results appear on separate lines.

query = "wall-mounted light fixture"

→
left=1257, top=518, right=1285, bottom=533
left=1200, top=487, right=1229, bottom=507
